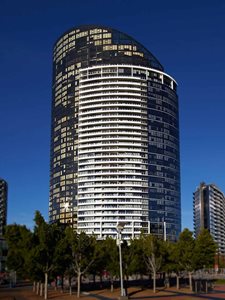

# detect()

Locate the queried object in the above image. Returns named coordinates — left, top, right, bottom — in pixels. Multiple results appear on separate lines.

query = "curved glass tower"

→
left=49, top=25, right=181, bottom=241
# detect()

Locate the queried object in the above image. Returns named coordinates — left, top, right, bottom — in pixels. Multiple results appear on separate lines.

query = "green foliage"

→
left=26, top=247, right=44, bottom=281
left=65, top=228, right=97, bottom=298
left=175, top=228, right=195, bottom=272
left=193, top=229, right=217, bottom=269
left=160, top=240, right=176, bottom=274
left=141, top=234, right=163, bottom=274
left=65, top=227, right=97, bottom=275
left=31, top=211, right=68, bottom=299
left=52, top=228, right=72, bottom=278
left=94, top=237, right=119, bottom=277
left=128, top=238, right=146, bottom=275
left=168, top=242, right=183, bottom=274
left=4, top=224, right=32, bottom=277
left=4, top=212, right=220, bottom=289
left=32, top=211, right=63, bottom=274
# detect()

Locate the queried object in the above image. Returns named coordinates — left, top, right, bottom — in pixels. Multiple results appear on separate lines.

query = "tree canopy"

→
left=4, top=216, right=219, bottom=296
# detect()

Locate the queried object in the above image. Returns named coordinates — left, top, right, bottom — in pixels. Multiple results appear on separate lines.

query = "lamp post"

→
left=116, top=222, right=128, bottom=300
left=163, top=220, right=166, bottom=241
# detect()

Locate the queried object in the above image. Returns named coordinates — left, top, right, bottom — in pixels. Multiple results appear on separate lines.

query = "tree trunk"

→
left=69, top=277, right=72, bottom=295
left=36, top=281, right=40, bottom=295
left=189, top=272, right=192, bottom=291
left=110, top=278, right=114, bottom=292
left=124, top=274, right=128, bottom=296
left=33, top=281, right=36, bottom=292
left=176, top=274, right=180, bottom=290
left=40, top=283, right=43, bottom=297
left=166, top=273, right=170, bottom=288
left=44, top=272, right=48, bottom=300
left=153, top=271, right=156, bottom=293
left=77, top=270, right=81, bottom=298
left=61, top=274, right=64, bottom=293
left=100, top=274, right=102, bottom=288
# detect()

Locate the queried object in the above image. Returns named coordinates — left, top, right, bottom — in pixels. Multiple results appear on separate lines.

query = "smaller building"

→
left=0, top=179, right=7, bottom=237
left=0, top=237, right=7, bottom=273
left=0, top=179, right=7, bottom=273
left=193, top=182, right=225, bottom=254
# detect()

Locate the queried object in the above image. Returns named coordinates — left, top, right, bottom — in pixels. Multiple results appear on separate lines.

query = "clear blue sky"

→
left=0, top=0, right=225, bottom=230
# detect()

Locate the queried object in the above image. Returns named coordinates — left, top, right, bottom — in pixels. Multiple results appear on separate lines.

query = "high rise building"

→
left=0, top=178, right=7, bottom=272
left=49, top=25, right=181, bottom=241
left=193, top=182, right=225, bottom=254
left=0, top=179, right=7, bottom=236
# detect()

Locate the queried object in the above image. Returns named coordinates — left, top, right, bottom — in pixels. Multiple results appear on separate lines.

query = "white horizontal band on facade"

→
left=77, top=64, right=176, bottom=239
left=79, top=98, right=146, bottom=105
left=79, top=64, right=177, bottom=85
left=80, top=81, right=145, bottom=90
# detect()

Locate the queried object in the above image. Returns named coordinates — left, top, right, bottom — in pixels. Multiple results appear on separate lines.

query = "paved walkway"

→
left=0, top=285, right=225, bottom=300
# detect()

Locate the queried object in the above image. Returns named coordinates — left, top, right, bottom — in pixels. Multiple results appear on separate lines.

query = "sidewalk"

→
left=0, top=285, right=225, bottom=300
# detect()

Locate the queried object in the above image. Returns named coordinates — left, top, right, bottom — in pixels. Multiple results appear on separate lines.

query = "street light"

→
left=116, top=222, right=128, bottom=300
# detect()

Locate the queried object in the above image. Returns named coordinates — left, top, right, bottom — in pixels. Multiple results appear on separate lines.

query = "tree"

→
left=105, top=238, right=119, bottom=291
left=193, top=229, right=217, bottom=270
left=176, top=228, right=195, bottom=290
left=4, top=224, right=32, bottom=278
left=169, top=242, right=183, bottom=289
left=126, top=238, right=146, bottom=278
left=32, top=211, right=65, bottom=299
left=27, top=245, right=45, bottom=295
left=91, top=238, right=119, bottom=292
left=160, top=240, right=175, bottom=288
left=65, top=228, right=97, bottom=298
left=141, top=234, right=163, bottom=293
left=51, top=225, right=72, bottom=293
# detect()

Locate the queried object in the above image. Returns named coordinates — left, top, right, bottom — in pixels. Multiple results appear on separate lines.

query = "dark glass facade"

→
left=49, top=25, right=181, bottom=241
left=194, top=183, right=225, bottom=254
left=0, top=179, right=7, bottom=236
left=0, top=237, right=7, bottom=272
left=147, top=77, right=180, bottom=240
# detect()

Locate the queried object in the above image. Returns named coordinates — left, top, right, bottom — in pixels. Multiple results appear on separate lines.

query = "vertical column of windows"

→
left=50, top=33, right=80, bottom=227
left=147, top=75, right=180, bottom=241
